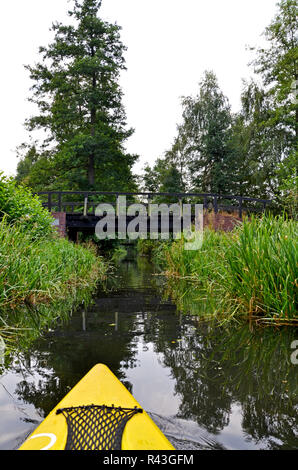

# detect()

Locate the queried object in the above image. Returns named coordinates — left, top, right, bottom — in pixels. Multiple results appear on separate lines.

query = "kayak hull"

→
left=19, top=364, right=174, bottom=450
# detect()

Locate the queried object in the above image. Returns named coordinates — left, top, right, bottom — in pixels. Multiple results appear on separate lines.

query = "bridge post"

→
left=148, top=195, right=152, bottom=217
left=116, top=194, right=119, bottom=217
left=213, top=196, right=218, bottom=214
left=48, top=193, right=52, bottom=212
left=58, top=193, right=62, bottom=212
left=239, top=197, right=243, bottom=219
left=83, top=194, right=88, bottom=217
left=179, top=198, right=183, bottom=218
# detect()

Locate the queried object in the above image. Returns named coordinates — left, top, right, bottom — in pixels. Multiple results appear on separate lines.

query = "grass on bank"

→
left=0, top=218, right=108, bottom=345
left=144, top=215, right=297, bottom=324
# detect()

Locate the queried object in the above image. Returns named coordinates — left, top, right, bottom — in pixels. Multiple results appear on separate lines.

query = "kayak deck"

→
left=19, top=364, right=175, bottom=450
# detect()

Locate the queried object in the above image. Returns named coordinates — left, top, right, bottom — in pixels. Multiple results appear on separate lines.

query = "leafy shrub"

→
left=0, top=173, right=54, bottom=239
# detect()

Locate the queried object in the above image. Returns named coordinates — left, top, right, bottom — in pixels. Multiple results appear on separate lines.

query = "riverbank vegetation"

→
left=0, top=176, right=108, bottom=348
left=0, top=219, right=107, bottom=311
left=139, top=215, right=297, bottom=325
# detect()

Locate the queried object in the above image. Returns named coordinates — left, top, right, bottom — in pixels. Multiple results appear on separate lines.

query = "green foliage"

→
left=142, top=158, right=186, bottom=200
left=110, top=246, right=128, bottom=263
left=144, top=71, right=237, bottom=195
left=240, top=0, right=298, bottom=201
left=276, top=151, right=298, bottom=218
left=137, top=238, right=164, bottom=258
left=0, top=173, right=54, bottom=239
left=181, top=71, right=235, bottom=193
left=250, top=0, right=298, bottom=143
left=230, top=81, right=287, bottom=198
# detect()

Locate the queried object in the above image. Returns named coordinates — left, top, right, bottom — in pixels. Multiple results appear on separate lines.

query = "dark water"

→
left=0, top=257, right=297, bottom=450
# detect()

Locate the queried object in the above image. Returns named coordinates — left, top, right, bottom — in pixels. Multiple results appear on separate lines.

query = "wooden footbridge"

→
left=36, top=191, right=272, bottom=240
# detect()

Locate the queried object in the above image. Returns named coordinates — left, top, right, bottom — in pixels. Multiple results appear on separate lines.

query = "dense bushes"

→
left=0, top=173, right=54, bottom=239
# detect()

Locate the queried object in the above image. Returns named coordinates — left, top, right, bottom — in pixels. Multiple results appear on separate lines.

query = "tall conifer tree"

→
left=18, top=0, right=137, bottom=191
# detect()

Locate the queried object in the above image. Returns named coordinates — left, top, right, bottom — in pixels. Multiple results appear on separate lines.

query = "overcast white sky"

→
left=0, top=0, right=278, bottom=177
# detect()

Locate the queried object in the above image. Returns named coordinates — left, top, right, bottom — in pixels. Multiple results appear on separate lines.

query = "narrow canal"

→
left=0, top=256, right=297, bottom=450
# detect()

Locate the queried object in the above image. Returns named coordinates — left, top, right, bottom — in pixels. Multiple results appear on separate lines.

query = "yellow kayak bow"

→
left=19, top=363, right=175, bottom=451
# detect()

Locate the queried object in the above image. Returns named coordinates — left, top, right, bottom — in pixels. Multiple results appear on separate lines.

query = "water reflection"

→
left=0, top=258, right=297, bottom=450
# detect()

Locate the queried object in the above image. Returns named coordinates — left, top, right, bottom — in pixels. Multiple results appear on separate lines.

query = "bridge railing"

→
left=36, top=191, right=272, bottom=220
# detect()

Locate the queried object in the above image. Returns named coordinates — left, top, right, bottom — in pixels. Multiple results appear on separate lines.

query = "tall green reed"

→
left=225, top=215, right=297, bottom=321
left=0, top=218, right=108, bottom=345
left=150, top=215, right=297, bottom=323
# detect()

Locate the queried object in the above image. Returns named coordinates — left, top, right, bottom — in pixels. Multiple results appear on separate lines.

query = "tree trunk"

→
left=88, top=55, right=97, bottom=186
